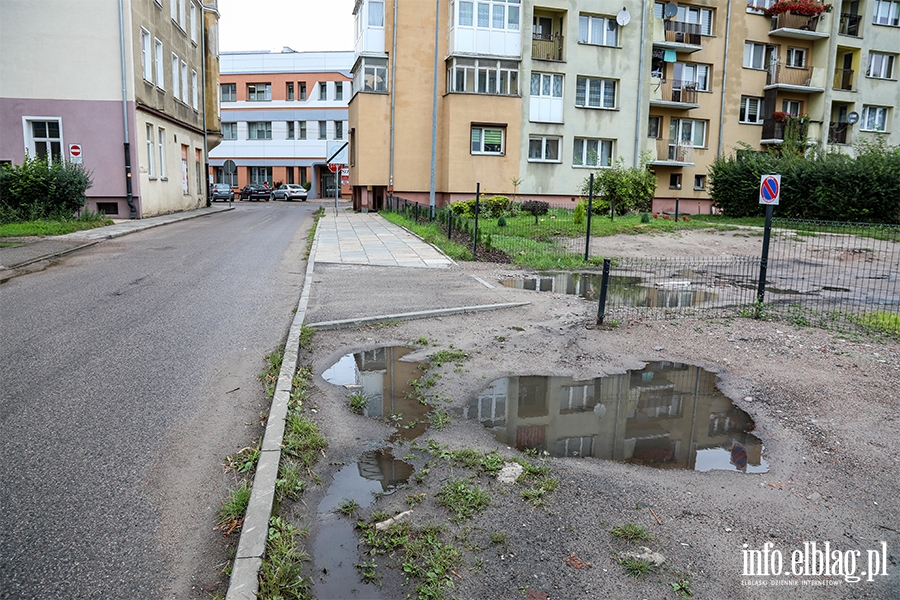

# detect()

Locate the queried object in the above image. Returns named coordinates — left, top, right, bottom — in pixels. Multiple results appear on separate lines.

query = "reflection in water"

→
left=466, top=362, right=767, bottom=473
left=500, top=272, right=718, bottom=308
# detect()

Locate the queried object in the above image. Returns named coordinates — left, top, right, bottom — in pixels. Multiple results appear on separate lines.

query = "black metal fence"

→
left=385, top=196, right=899, bottom=335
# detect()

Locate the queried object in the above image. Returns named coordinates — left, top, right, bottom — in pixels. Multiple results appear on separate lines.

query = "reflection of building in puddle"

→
left=467, top=362, right=766, bottom=473
left=500, top=272, right=717, bottom=308
left=322, top=346, right=430, bottom=441
left=357, top=448, right=414, bottom=491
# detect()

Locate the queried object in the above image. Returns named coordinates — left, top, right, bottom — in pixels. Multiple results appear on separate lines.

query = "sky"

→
left=217, top=0, right=356, bottom=53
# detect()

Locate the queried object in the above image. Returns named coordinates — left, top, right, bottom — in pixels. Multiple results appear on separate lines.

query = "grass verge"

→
left=0, top=214, right=114, bottom=238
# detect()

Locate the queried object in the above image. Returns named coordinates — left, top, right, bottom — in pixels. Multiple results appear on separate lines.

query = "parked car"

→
left=271, top=183, right=308, bottom=201
left=239, top=184, right=270, bottom=201
left=210, top=183, right=234, bottom=202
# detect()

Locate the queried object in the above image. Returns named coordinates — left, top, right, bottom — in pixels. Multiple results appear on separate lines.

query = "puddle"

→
left=500, top=272, right=718, bottom=308
left=466, top=361, right=768, bottom=473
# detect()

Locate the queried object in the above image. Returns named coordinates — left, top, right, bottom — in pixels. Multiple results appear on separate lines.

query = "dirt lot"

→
left=297, top=229, right=899, bottom=600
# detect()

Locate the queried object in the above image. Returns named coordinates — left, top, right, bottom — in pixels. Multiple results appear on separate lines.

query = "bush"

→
left=573, top=200, right=586, bottom=225
left=521, top=201, right=549, bottom=224
left=0, top=156, right=93, bottom=222
left=449, top=195, right=511, bottom=219
left=580, top=152, right=657, bottom=216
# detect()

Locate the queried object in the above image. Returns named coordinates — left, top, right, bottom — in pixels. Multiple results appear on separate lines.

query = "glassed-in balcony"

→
left=770, top=13, right=829, bottom=40
left=649, top=79, right=700, bottom=109
left=651, top=138, right=694, bottom=165
left=833, top=68, right=854, bottom=90
left=839, top=13, right=862, bottom=35
left=532, top=33, right=564, bottom=61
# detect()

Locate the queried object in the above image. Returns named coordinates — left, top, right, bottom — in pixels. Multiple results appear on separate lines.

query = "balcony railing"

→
left=656, top=79, right=699, bottom=104
left=532, top=33, right=564, bottom=61
left=655, top=138, right=694, bottom=163
left=767, top=64, right=813, bottom=87
left=833, top=68, right=853, bottom=90
left=839, top=13, right=861, bottom=35
left=828, top=124, right=849, bottom=144
left=761, top=117, right=809, bottom=143
left=663, top=20, right=701, bottom=46
left=771, top=12, right=822, bottom=32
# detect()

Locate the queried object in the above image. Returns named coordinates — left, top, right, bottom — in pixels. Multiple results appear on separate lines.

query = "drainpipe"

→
left=118, top=0, right=137, bottom=218
left=202, top=5, right=209, bottom=207
left=428, top=0, right=440, bottom=218
left=717, top=0, right=733, bottom=156
left=388, top=0, right=398, bottom=198
left=633, top=0, right=648, bottom=167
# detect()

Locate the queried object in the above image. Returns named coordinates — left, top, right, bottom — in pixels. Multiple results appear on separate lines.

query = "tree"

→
left=581, top=152, right=657, bottom=216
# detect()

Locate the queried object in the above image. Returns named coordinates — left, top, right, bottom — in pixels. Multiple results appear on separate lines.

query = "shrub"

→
left=0, top=156, right=93, bottom=222
left=640, top=212, right=651, bottom=223
left=573, top=200, right=586, bottom=225
left=580, top=152, right=657, bottom=216
left=497, top=216, right=507, bottom=227
left=521, top=200, right=549, bottom=224
left=449, top=195, right=511, bottom=219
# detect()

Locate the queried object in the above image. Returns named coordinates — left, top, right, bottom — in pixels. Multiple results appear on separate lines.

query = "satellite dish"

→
left=847, top=111, right=859, bottom=124
left=664, top=2, right=678, bottom=18
left=616, top=9, right=631, bottom=26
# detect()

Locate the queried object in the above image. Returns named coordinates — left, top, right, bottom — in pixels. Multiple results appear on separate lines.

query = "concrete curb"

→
left=306, top=302, right=531, bottom=331
left=225, top=216, right=319, bottom=600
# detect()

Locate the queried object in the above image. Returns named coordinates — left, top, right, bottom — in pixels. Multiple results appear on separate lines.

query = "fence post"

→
left=675, top=197, right=680, bottom=223
left=473, top=183, right=480, bottom=259
left=585, top=173, right=593, bottom=262
left=596, top=258, right=611, bottom=324
left=448, top=211, right=453, bottom=239
left=755, top=204, right=774, bottom=318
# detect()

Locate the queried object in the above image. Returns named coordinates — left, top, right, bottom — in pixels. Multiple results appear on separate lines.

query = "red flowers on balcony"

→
left=764, top=0, right=832, bottom=17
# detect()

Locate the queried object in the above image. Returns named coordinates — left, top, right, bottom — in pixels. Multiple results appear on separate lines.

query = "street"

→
left=0, top=202, right=316, bottom=599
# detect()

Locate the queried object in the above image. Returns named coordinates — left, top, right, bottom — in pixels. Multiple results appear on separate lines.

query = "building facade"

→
left=0, top=0, right=222, bottom=219
left=209, top=50, right=354, bottom=200
left=348, top=0, right=899, bottom=214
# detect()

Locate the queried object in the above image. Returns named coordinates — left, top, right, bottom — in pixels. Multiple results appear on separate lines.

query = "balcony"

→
left=651, top=138, right=694, bottom=166
left=654, top=20, right=703, bottom=53
left=833, top=68, right=854, bottom=90
left=761, top=117, right=809, bottom=144
left=770, top=13, right=829, bottom=40
left=649, top=79, right=700, bottom=109
left=828, top=123, right=849, bottom=144
left=765, top=64, right=825, bottom=92
left=839, top=13, right=861, bottom=36
left=532, top=33, right=564, bottom=61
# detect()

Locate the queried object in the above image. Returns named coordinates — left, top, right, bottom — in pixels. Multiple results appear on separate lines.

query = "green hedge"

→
left=0, top=156, right=93, bottom=223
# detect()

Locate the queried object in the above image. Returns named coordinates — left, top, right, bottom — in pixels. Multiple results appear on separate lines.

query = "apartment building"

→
left=209, top=50, right=354, bottom=200
left=348, top=0, right=899, bottom=214
left=0, top=0, right=222, bottom=218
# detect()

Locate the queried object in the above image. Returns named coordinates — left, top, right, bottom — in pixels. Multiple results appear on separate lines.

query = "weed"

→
left=298, top=324, right=315, bottom=349
left=610, top=522, right=653, bottom=542
left=258, top=516, right=313, bottom=599
left=259, top=344, right=285, bottom=398
left=282, top=412, right=327, bottom=469
left=617, top=555, right=655, bottom=578
left=290, top=366, right=313, bottom=407
left=489, top=531, right=508, bottom=546
left=429, top=348, right=469, bottom=368
left=495, top=336, right=506, bottom=342
left=225, top=444, right=260, bottom=474
left=218, top=479, right=252, bottom=529
left=355, top=559, right=380, bottom=585
left=508, top=326, right=525, bottom=331
left=428, top=409, right=451, bottom=431
left=338, top=499, right=360, bottom=517
left=671, top=578, right=694, bottom=598
left=275, top=457, right=306, bottom=503
left=406, top=493, right=427, bottom=508
left=520, top=477, right=558, bottom=507
left=348, top=392, right=368, bottom=414
left=401, top=525, right=462, bottom=600
left=304, top=207, right=325, bottom=259
left=436, top=479, right=491, bottom=522
left=415, top=336, right=430, bottom=346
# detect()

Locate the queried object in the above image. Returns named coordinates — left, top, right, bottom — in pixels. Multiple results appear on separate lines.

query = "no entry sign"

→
left=68, top=144, right=83, bottom=164
left=759, top=174, right=781, bottom=205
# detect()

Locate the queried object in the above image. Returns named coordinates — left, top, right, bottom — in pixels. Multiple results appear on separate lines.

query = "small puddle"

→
left=500, top=272, right=718, bottom=308
left=466, top=361, right=767, bottom=473
left=313, top=347, right=428, bottom=597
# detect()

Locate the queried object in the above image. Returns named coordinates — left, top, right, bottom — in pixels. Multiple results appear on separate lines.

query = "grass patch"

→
left=275, top=457, right=306, bottom=504
left=610, top=522, right=653, bottom=542
left=671, top=577, right=694, bottom=598
left=380, top=211, right=472, bottom=261
left=298, top=324, right=314, bottom=349
left=428, top=348, right=469, bottom=368
left=224, top=444, right=260, bottom=474
left=0, top=215, right=114, bottom=238
left=259, top=344, right=285, bottom=398
left=348, top=391, right=368, bottom=414
left=519, top=476, right=559, bottom=507
left=290, top=366, right=313, bottom=408
left=853, top=310, right=900, bottom=336
left=402, top=525, right=462, bottom=600
left=427, top=409, right=451, bottom=431
left=258, top=516, right=313, bottom=599
left=617, top=554, right=656, bottom=578
left=436, top=479, right=491, bottom=522
left=304, top=207, right=325, bottom=259
left=282, top=412, right=327, bottom=470
left=218, top=479, right=252, bottom=530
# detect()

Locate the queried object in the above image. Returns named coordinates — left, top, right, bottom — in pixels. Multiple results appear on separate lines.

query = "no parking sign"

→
left=759, top=174, right=781, bottom=205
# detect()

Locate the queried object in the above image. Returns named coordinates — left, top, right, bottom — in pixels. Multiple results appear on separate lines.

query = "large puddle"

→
left=500, top=272, right=718, bottom=308
left=465, top=361, right=767, bottom=473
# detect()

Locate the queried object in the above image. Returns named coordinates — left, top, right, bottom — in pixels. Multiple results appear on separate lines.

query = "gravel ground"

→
left=293, top=230, right=899, bottom=600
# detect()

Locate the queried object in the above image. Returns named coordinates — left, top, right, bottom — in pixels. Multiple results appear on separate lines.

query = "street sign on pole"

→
left=759, top=174, right=781, bottom=205
left=327, top=163, right=341, bottom=173
left=68, top=144, right=83, bottom=164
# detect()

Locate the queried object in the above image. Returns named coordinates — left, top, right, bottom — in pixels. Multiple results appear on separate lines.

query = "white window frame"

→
left=298, top=121, right=307, bottom=140
left=220, top=83, right=236, bottom=102
left=154, top=39, right=164, bottom=88
left=335, top=81, right=343, bottom=101
left=670, top=118, right=707, bottom=148
left=673, top=62, right=710, bottom=91
left=221, top=122, right=237, bottom=140
left=448, top=57, right=519, bottom=95
left=191, top=70, right=198, bottom=109
left=190, top=1, right=198, bottom=44
left=873, top=1, right=900, bottom=26
left=527, top=135, right=561, bottom=162
left=318, top=120, right=327, bottom=140
left=250, top=166, right=272, bottom=186
left=158, top=127, right=167, bottom=179
left=577, top=14, right=619, bottom=47
left=24, top=118, right=63, bottom=164
left=171, top=53, right=180, bottom=99
left=319, top=82, right=328, bottom=101
left=782, top=100, right=802, bottom=116
left=573, top=137, right=613, bottom=168
left=744, top=42, right=768, bottom=70
left=181, top=61, right=188, bottom=103
left=146, top=123, right=156, bottom=178
left=746, top=0, right=775, bottom=14
left=694, top=174, right=707, bottom=190
left=247, top=121, right=273, bottom=140
left=369, top=0, right=385, bottom=27
left=679, top=5, right=714, bottom=36
left=867, top=52, right=896, bottom=78
left=141, top=29, right=152, bottom=81
left=575, top=76, right=617, bottom=109
left=786, top=47, right=807, bottom=68
left=334, top=121, right=344, bottom=140
left=648, top=115, right=662, bottom=138
left=179, top=0, right=187, bottom=30
left=170, top=0, right=178, bottom=21
left=739, top=96, right=765, bottom=124
left=354, top=57, right=388, bottom=93
left=247, top=83, right=271, bottom=101
left=458, top=0, right=519, bottom=31
left=861, top=105, right=889, bottom=131
left=471, top=126, right=505, bottom=155
left=286, top=121, right=295, bottom=139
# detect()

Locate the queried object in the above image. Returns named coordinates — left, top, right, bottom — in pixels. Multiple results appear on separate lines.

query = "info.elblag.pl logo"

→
left=741, top=541, right=890, bottom=586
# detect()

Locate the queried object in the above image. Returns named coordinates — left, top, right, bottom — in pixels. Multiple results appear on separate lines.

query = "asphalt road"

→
left=0, top=201, right=316, bottom=599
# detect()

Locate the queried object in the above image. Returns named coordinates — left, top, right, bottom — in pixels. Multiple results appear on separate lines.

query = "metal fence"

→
left=385, top=197, right=899, bottom=334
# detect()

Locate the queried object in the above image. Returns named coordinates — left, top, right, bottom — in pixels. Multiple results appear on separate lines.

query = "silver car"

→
left=271, top=184, right=308, bottom=201
left=210, top=183, right=234, bottom=201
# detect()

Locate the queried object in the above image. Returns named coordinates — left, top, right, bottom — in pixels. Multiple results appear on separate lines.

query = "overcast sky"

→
left=218, top=0, right=356, bottom=53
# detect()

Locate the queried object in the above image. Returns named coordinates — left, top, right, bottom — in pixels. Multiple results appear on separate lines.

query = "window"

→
left=530, top=72, right=563, bottom=122
left=179, top=0, right=187, bottom=29
left=318, top=121, right=327, bottom=139
left=222, top=122, right=237, bottom=140
left=573, top=138, right=613, bottom=167
left=679, top=5, right=714, bottom=36
left=26, top=119, right=63, bottom=164
left=286, top=121, right=295, bottom=139
left=458, top=0, right=519, bottom=30
left=146, top=124, right=155, bottom=177
left=216, top=167, right=237, bottom=187
left=335, top=82, right=343, bottom=101
left=170, top=0, right=178, bottom=21
left=459, top=1, right=474, bottom=26
left=740, top=96, right=765, bottom=124
left=248, top=83, right=272, bottom=101
left=648, top=115, right=661, bottom=138
left=575, top=76, right=616, bottom=109
left=171, top=54, right=180, bottom=99
left=286, top=82, right=294, bottom=100
left=191, top=70, right=198, bottom=109
left=448, top=57, right=519, bottom=95
left=141, top=29, right=152, bottom=81
left=670, top=118, right=707, bottom=147
left=181, top=61, right=188, bottom=103
left=867, top=52, right=896, bottom=78
left=746, top=0, right=775, bottom=13
left=674, top=62, right=710, bottom=91
left=577, top=14, right=618, bottom=47
left=319, top=82, right=327, bottom=101
left=369, top=1, right=384, bottom=26
left=861, top=105, right=888, bottom=131
left=334, top=121, right=343, bottom=139
left=782, top=100, right=802, bottom=116
left=221, top=83, right=236, bottom=101
left=527, top=136, right=561, bottom=162
left=873, top=1, right=900, bottom=25
left=354, top=57, right=388, bottom=93
left=694, top=174, right=707, bottom=190
left=670, top=173, right=682, bottom=189
left=744, top=42, right=770, bottom=69
left=298, top=121, right=307, bottom=140
left=190, top=2, right=198, bottom=43
left=154, top=39, right=164, bottom=88
left=250, top=166, right=272, bottom=185
left=786, top=47, right=807, bottom=68
left=471, top=126, right=505, bottom=155
left=158, top=128, right=167, bottom=178
left=247, top=121, right=272, bottom=139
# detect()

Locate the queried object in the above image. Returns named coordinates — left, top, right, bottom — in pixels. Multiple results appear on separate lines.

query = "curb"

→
left=306, top=302, right=531, bottom=331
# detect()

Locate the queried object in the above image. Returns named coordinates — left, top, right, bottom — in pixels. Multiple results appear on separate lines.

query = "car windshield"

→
left=214, top=184, right=229, bottom=189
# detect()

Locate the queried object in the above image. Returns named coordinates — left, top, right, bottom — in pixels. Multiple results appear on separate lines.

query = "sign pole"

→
left=756, top=173, right=780, bottom=317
